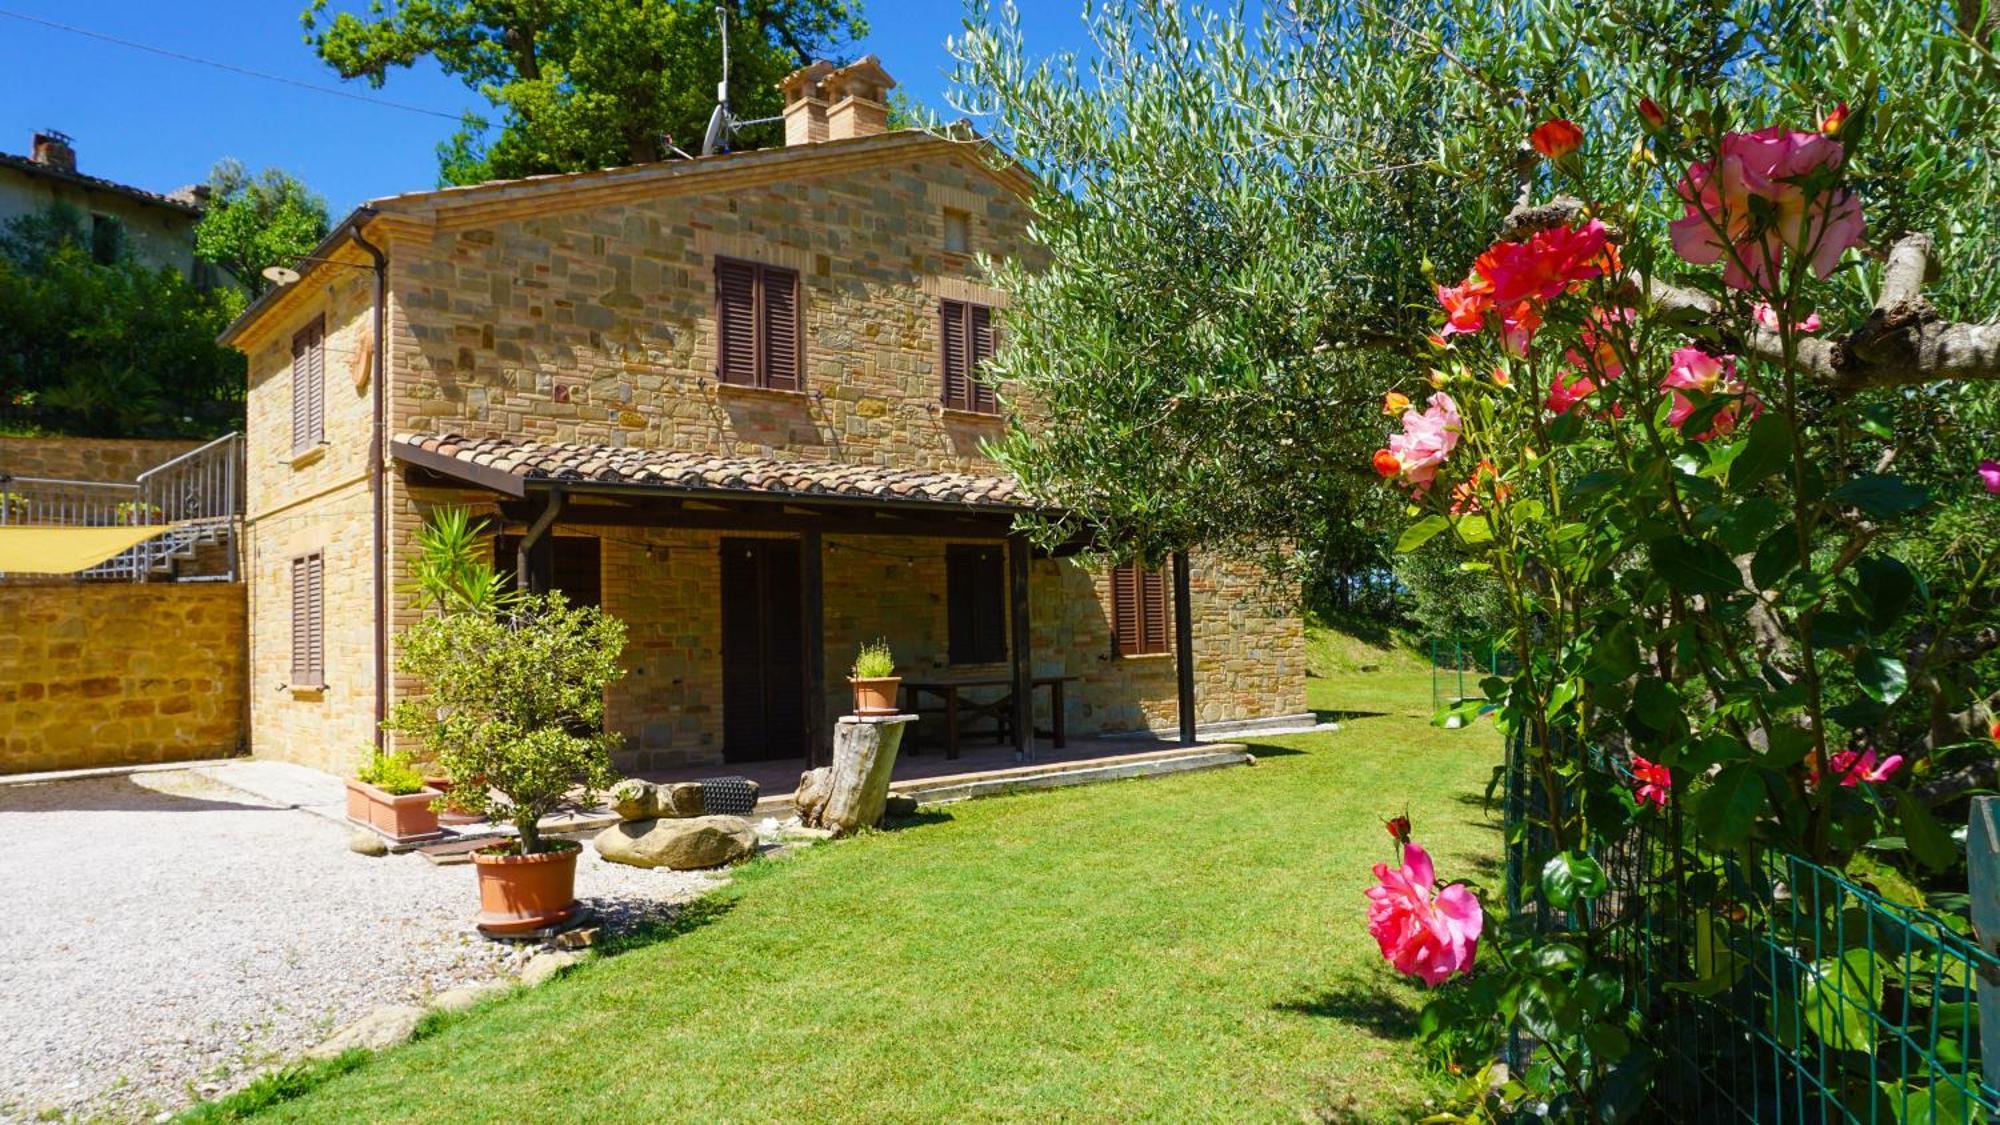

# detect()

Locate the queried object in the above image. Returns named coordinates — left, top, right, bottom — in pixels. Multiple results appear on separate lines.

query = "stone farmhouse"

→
left=0, top=130, right=210, bottom=281
left=217, top=58, right=1307, bottom=779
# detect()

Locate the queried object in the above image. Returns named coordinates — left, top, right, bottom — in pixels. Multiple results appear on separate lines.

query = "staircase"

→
left=0, top=433, right=243, bottom=582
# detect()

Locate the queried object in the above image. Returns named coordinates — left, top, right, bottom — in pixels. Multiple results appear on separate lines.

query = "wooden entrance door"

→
left=720, top=538, right=806, bottom=762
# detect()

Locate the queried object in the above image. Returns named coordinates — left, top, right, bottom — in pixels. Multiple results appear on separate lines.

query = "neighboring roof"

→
left=220, top=127, right=1033, bottom=349
left=392, top=433, right=1034, bottom=511
left=0, top=150, right=202, bottom=216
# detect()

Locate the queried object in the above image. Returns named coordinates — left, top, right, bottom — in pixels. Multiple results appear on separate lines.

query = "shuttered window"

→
left=290, top=317, right=325, bottom=454
left=715, top=258, right=802, bottom=391
left=290, top=551, right=324, bottom=687
left=1110, top=562, right=1169, bottom=657
left=946, top=544, right=1007, bottom=664
left=940, top=299, right=998, bottom=414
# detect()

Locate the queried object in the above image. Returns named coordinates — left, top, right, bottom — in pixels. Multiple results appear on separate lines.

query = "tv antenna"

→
left=701, top=5, right=783, bottom=156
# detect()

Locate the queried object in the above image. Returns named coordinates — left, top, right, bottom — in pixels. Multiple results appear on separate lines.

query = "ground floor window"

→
left=1110, top=562, right=1169, bottom=656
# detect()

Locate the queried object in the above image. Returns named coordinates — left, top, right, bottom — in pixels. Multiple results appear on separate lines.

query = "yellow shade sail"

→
left=0, top=525, right=171, bottom=574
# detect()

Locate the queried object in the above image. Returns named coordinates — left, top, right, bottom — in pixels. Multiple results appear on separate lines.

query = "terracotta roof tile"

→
left=393, top=433, right=1035, bottom=511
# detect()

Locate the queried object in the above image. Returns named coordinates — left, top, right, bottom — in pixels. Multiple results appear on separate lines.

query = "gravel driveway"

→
left=0, top=765, right=720, bottom=1123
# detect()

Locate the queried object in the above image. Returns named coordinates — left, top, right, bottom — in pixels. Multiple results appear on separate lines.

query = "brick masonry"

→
left=0, top=583, right=245, bottom=774
left=233, top=134, right=1306, bottom=776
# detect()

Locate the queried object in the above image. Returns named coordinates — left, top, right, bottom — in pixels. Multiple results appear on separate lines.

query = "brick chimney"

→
left=823, top=57, right=895, bottom=142
left=779, top=61, right=835, bottom=146
left=31, top=130, right=76, bottom=174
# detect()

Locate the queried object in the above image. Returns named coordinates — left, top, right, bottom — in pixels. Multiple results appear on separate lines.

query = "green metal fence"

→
left=1429, top=636, right=1509, bottom=712
left=1501, top=730, right=2000, bottom=1121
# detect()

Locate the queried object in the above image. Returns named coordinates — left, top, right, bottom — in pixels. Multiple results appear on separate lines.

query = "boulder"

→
left=307, top=1004, right=423, bottom=1058
left=348, top=830, right=389, bottom=857
left=519, top=950, right=582, bottom=988
left=594, top=815, right=756, bottom=870
left=794, top=767, right=832, bottom=826
left=657, top=781, right=705, bottom=818
left=430, top=981, right=508, bottom=1012
left=609, top=778, right=659, bottom=821
left=883, top=793, right=920, bottom=819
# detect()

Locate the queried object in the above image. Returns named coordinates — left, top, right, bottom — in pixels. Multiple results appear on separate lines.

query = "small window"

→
left=943, top=208, right=971, bottom=255
left=89, top=213, right=121, bottom=264
left=1110, top=562, right=1169, bottom=657
left=290, top=552, right=325, bottom=687
left=947, top=544, right=1007, bottom=664
left=494, top=534, right=602, bottom=609
left=290, top=317, right=325, bottom=454
left=715, top=257, right=803, bottom=391
left=940, top=299, right=998, bottom=414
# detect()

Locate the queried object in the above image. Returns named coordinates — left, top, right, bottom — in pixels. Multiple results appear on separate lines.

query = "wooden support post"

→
left=516, top=489, right=563, bottom=595
left=1172, top=550, right=1196, bottom=747
left=1008, top=533, right=1033, bottom=763
left=800, top=529, right=827, bottom=769
left=1969, top=796, right=2000, bottom=1076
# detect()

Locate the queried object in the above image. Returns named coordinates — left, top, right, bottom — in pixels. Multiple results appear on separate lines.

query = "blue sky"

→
left=0, top=0, right=1094, bottom=215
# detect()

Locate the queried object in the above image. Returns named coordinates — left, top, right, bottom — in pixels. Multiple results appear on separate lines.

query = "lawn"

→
left=229, top=651, right=1502, bottom=1122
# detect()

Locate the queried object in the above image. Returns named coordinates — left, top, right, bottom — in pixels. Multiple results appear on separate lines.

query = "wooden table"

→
left=901, top=676, right=1075, bottom=760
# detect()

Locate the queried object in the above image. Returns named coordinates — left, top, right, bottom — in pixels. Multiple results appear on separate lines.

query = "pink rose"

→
left=1979, top=459, right=2000, bottom=495
left=1385, top=393, right=1462, bottom=491
left=1662, top=347, right=1759, bottom=440
left=1670, top=126, right=1865, bottom=290
left=1630, top=755, right=1673, bottom=808
left=1753, top=302, right=1822, bottom=334
left=1546, top=369, right=1599, bottom=416
left=1365, top=842, right=1484, bottom=986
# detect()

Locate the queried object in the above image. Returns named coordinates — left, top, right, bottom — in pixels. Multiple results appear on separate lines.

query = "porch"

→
left=393, top=434, right=1206, bottom=772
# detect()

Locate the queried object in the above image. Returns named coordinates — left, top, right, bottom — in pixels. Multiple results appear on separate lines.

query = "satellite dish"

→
left=701, top=103, right=728, bottom=157
left=261, top=265, right=302, bottom=287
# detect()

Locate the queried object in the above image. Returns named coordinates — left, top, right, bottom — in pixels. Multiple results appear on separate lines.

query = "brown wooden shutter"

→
left=940, top=299, right=969, bottom=410
left=1140, top=567, right=1168, bottom=654
left=716, top=259, right=758, bottom=385
left=291, top=552, right=324, bottom=685
left=969, top=303, right=997, bottom=413
left=761, top=266, right=801, bottom=391
left=1112, top=564, right=1140, bottom=656
left=290, top=317, right=324, bottom=453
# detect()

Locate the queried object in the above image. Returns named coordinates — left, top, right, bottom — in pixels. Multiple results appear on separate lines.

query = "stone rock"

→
left=348, top=830, right=389, bottom=857
left=519, top=950, right=582, bottom=988
left=306, top=1004, right=424, bottom=1058
left=794, top=767, right=832, bottom=826
left=657, top=781, right=705, bottom=818
left=609, top=778, right=658, bottom=821
left=883, top=793, right=919, bottom=818
left=430, top=981, right=508, bottom=1012
left=594, top=815, right=756, bottom=870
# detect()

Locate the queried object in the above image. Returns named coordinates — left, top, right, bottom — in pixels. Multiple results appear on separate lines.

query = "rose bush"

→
left=1366, top=104, right=2000, bottom=1119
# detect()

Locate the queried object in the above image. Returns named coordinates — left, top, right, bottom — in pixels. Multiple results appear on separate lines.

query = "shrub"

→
left=354, top=748, right=426, bottom=795
left=851, top=639, right=895, bottom=680
left=384, top=593, right=625, bottom=855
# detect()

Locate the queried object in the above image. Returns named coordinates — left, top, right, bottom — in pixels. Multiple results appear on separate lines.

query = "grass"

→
left=213, top=650, right=1502, bottom=1123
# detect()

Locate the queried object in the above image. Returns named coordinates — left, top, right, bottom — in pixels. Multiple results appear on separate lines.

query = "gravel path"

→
left=0, top=768, right=721, bottom=1123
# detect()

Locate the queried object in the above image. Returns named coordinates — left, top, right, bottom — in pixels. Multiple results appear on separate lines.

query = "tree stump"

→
left=795, top=714, right=913, bottom=837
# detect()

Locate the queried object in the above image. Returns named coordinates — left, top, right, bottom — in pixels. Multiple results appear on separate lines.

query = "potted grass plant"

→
left=384, top=508, right=627, bottom=935
left=345, top=748, right=443, bottom=844
left=848, top=638, right=900, bottom=716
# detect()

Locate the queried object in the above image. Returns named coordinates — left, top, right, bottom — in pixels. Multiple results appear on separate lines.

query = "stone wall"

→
left=0, top=583, right=246, bottom=774
left=0, top=437, right=202, bottom=483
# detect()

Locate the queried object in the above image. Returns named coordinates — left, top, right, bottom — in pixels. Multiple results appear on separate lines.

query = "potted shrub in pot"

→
left=848, top=639, right=900, bottom=716
left=386, top=510, right=626, bottom=935
left=345, top=748, right=443, bottom=844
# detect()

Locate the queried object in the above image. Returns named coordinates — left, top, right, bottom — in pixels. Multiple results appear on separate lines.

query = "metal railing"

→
left=1499, top=729, right=2000, bottom=1122
left=0, top=432, right=242, bottom=581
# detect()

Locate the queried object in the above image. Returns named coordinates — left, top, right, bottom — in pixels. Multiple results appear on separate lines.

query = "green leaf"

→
left=1830, top=474, right=1931, bottom=517
left=1453, top=514, right=1494, bottom=546
left=1750, top=524, right=1800, bottom=590
left=1730, top=414, right=1794, bottom=489
left=1395, top=514, right=1449, bottom=554
left=1633, top=678, right=1682, bottom=733
left=1856, top=556, right=1918, bottom=630
left=1896, top=789, right=1956, bottom=872
left=1649, top=536, right=1741, bottom=596
left=1856, top=650, right=1908, bottom=704
left=1882, top=1079, right=1970, bottom=1124
left=1694, top=764, right=1764, bottom=849
left=1811, top=612, right=1871, bottom=647
left=1763, top=726, right=1816, bottom=770
left=1541, top=851, right=1608, bottom=910
left=1802, top=948, right=1884, bottom=1052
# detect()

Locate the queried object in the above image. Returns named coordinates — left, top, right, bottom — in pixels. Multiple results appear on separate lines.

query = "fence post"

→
left=1970, top=796, right=2000, bottom=1079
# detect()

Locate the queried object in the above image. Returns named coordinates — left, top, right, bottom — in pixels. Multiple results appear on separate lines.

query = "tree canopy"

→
left=0, top=206, right=244, bottom=438
left=302, top=0, right=868, bottom=185
left=194, top=160, right=332, bottom=296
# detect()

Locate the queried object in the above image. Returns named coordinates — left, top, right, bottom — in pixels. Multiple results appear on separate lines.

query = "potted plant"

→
left=385, top=509, right=626, bottom=935
left=345, top=748, right=443, bottom=844
left=849, top=638, right=900, bottom=716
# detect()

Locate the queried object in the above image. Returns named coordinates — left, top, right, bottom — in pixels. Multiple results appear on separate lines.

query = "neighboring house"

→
left=219, top=57, right=1307, bottom=779
left=0, top=130, right=209, bottom=279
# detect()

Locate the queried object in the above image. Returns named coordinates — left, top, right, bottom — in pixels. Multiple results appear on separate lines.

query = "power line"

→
left=0, top=7, right=465, bottom=122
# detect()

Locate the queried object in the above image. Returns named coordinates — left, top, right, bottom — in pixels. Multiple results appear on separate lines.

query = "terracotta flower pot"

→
left=472, top=842, right=582, bottom=937
left=344, top=780, right=443, bottom=844
left=849, top=676, right=901, bottom=717
left=425, top=776, right=485, bottom=826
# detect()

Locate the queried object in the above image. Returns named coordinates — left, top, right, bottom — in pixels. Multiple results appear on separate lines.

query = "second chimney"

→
left=824, top=57, right=895, bottom=142
left=32, top=130, right=76, bottom=174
